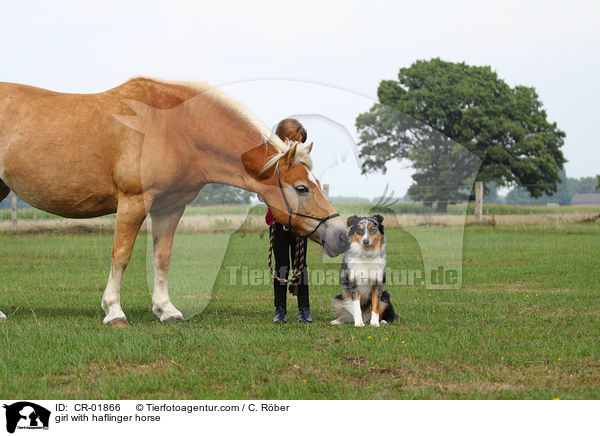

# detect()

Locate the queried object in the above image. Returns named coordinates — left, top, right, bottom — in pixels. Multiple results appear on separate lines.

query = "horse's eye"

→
left=295, top=185, right=309, bottom=194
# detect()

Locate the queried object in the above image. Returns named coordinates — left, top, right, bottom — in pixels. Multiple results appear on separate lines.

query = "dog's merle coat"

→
left=331, top=214, right=396, bottom=326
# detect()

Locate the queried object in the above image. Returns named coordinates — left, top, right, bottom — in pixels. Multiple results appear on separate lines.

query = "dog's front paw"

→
left=370, top=311, right=380, bottom=327
left=330, top=319, right=342, bottom=325
left=354, top=320, right=365, bottom=327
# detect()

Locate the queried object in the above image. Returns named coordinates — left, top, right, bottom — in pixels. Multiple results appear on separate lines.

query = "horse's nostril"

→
left=337, top=232, right=349, bottom=250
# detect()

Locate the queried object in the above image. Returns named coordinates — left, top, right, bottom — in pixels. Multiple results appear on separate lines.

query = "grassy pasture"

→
left=0, top=223, right=599, bottom=399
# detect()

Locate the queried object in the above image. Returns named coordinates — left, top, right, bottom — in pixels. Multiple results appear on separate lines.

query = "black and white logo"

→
left=2, top=402, right=50, bottom=434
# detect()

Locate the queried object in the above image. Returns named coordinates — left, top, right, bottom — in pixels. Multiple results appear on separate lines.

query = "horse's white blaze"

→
left=305, top=167, right=324, bottom=194
left=101, top=262, right=127, bottom=323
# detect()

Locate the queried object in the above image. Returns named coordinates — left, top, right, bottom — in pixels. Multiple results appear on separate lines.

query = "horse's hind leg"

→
left=0, top=180, right=9, bottom=322
left=150, top=206, right=185, bottom=323
left=101, top=194, right=147, bottom=327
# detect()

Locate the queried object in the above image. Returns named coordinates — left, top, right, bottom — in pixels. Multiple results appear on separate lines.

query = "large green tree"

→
left=356, top=58, right=566, bottom=212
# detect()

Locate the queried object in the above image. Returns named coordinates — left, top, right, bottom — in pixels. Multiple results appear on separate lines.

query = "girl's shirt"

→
left=265, top=207, right=275, bottom=226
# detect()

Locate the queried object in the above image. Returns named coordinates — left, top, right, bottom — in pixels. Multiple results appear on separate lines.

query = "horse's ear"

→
left=347, top=215, right=359, bottom=227
left=284, top=142, right=298, bottom=165
left=306, top=142, right=313, bottom=153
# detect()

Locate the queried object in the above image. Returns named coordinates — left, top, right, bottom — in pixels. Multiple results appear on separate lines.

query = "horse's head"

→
left=255, top=142, right=349, bottom=257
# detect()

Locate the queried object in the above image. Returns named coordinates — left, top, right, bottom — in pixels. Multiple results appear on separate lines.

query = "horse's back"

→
left=0, top=81, right=143, bottom=217
left=0, top=79, right=203, bottom=218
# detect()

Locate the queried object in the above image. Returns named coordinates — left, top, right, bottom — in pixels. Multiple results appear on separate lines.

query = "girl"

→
left=267, top=118, right=312, bottom=323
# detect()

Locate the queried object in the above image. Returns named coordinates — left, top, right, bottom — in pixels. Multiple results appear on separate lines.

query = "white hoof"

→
left=106, top=318, right=131, bottom=328
left=102, top=306, right=127, bottom=325
left=161, top=315, right=184, bottom=323
left=153, top=303, right=184, bottom=323
left=103, top=312, right=128, bottom=325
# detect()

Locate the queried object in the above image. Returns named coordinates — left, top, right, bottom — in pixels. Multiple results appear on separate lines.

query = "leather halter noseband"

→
left=274, top=160, right=339, bottom=238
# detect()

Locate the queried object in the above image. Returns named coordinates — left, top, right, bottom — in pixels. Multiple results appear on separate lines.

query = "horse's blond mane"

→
left=143, top=78, right=313, bottom=172
left=261, top=141, right=313, bottom=174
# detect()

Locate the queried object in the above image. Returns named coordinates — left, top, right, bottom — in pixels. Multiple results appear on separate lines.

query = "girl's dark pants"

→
left=271, top=223, right=309, bottom=309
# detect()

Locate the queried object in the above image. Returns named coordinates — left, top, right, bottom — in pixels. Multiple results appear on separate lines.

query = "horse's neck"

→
left=187, top=107, right=278, bottom=193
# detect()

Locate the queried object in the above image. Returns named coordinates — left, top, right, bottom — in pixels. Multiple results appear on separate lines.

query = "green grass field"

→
left=1, top=223, right=599, bottom=399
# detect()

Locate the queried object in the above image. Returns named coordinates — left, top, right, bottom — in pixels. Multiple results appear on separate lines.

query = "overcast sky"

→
left=1, top=1, right=598, bottom=198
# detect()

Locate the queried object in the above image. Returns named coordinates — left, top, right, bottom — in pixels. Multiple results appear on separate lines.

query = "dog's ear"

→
left=373, top=214, right=384, bottom=234
left=346, top=215, right=359, bottom=227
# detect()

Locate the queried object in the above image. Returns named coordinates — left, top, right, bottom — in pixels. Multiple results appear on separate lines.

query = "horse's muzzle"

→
left=318, top=220, right=349, bottom=257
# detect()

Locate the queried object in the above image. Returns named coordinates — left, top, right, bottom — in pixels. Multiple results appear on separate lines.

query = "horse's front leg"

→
left=150, top=206, right=185, bottom=323
left=101, top=194, right=147, bottom=327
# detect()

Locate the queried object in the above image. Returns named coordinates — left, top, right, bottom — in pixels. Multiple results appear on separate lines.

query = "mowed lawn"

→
left=0, top=223, right=599, bottom=399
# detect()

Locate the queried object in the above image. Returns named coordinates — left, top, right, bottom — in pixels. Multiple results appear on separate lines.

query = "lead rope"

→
left=268, top=226, right=306, bottom=296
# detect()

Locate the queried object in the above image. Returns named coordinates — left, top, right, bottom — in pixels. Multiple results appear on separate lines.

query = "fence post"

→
left=11, top=191, right=18, bottom=231
left=475, top=181, right=483, bottom=223
left=323, top=184, right=330, bottom=199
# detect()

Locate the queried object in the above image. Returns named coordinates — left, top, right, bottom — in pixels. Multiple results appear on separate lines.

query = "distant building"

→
left=571, top=193, right=600, bottom=205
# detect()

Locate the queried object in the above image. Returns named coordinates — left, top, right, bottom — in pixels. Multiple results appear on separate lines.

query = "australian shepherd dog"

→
left=331, top=214, right=396, bottom=327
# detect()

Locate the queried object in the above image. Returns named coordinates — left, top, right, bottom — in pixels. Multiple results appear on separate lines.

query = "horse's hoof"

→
left=162, top=316, right=184, bottom=324
left=108, top=318, right=131, bottom=328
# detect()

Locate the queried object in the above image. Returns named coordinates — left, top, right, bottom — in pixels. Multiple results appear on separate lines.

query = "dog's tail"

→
left=331, top=295, right=354, bottom=323
left=380, top=291, right=398, bottom=323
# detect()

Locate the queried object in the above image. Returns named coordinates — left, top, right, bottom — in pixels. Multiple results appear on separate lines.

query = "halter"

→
left=274, top=160, right=339, bottom=238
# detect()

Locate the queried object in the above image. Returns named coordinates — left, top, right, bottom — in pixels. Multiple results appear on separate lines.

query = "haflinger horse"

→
left=0, top=78, right=349, bottom=326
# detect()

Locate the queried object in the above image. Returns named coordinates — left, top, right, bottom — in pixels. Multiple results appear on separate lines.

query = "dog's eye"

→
left=368, top=227, right=378, bottom=234
left=294, top=185, right=309, bottom=194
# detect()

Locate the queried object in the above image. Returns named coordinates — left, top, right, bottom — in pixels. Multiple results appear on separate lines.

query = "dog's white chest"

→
left=346, top=253, right=385, bottom=297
